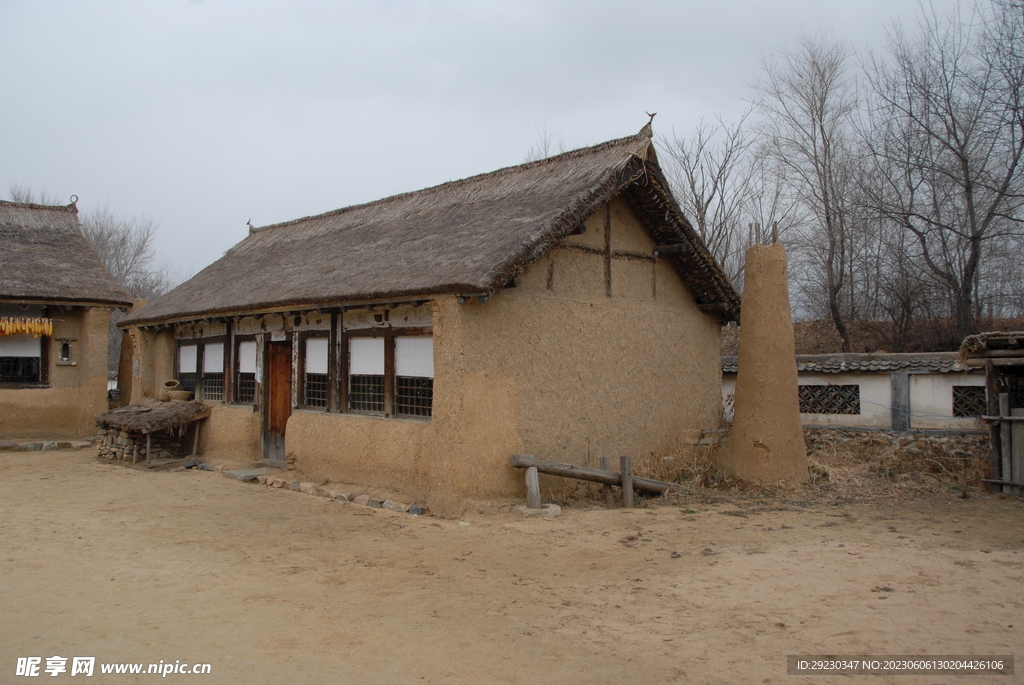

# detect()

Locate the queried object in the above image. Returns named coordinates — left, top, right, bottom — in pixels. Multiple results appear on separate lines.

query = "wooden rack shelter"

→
left=960, top=332, right=1024, bottom=496
left=95, top=398, right=211, bottom=468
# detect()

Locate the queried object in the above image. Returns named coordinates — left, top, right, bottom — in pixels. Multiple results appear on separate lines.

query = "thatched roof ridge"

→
left=123, top=124, right=739, bottom=326
left=96, top=398, right=210, bottom=434
left=0, top=200, right=132, bottom=307
left=958, top=331, right=1024, bottom=362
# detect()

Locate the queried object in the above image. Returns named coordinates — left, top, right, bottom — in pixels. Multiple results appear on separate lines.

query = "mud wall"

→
left=198, top=404, right=262, bottom=463
left=0, top=307, right=112, bottom=439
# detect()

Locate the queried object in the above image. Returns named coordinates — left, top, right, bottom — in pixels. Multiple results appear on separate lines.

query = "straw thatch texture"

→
left=0, top=201, right=132, bottom=306
left=958, top=331, right=1024, bottom=362
left=95, top=398, right=210, bottom=434
left=123, top=125, right=739, bottom=327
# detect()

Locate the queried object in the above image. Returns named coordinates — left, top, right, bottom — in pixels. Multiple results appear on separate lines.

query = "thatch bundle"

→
left=95, top=398, right=210, bottom=434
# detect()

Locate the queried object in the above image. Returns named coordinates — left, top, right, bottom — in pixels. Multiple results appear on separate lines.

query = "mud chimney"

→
left=721, top=243, right=808, bottom=484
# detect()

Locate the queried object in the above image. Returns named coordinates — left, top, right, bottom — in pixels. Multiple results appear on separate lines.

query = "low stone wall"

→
left=96, top=426, right=193, bottom=463
left=804, top=427, right=988, bottom=461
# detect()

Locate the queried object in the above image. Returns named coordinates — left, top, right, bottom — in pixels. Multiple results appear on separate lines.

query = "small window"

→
left=177, top=344, right=198, bottom=394
left=58, top=341, right=72, bottom=363
left=303, top=337, right=329, bottom=408
left=349, top=337, right=385, bottom=413
left=236, top=340, right=257, bottom=404
left=395, top=336, right=433, bottom=418
left=799, top=384, right=860, bottom=414
left=953, top=386, right=986, bottom=417
left=201, top=343, right=224, bottom=401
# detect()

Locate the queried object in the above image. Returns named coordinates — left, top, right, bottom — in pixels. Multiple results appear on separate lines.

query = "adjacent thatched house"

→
left=120, top=124, right=739, bottom=511
left=0, top=200, right=132, bottom=439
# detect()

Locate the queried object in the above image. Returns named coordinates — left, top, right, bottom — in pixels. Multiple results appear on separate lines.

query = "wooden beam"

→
left=599, top=456, right=615, bottom=508
left=509, top=454, right=679, bottom=494
left=525, top=466, right=541, bottom=509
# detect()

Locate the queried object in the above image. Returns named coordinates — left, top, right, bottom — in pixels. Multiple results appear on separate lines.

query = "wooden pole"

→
left=132, top=441, right=138, bottom=465
left=599, top=457, right=615, bottom=508
left=509, top=454, right=679, bottom=494
left=1000, top=393, right=1011, bottom=495
left=192, top=421, right=201, bottom=458
left=620, top=455, right=633, bottom=508
left=1012, top=408, right=1023, bottom=498
left=525, top=466, right=542, bottom=509
left=145, top=432, right=152, bottom=468
left=986, top=360, right=1001, bottom=493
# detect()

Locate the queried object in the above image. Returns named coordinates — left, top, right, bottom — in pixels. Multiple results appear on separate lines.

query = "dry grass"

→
left=557, top=433, right=990, bottom=508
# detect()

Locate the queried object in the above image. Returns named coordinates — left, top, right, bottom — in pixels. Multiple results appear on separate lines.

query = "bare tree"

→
left=755, top=34, right=860, bottom=350
left=863, top=0, right=1024, bottom=341
left=660, top=114, right=755, bottom=285
left=523, top=121, right=567, bottom=162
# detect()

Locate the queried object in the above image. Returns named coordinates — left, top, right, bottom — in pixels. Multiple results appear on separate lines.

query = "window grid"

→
left=177, top=372, right=197, bottom=395
left=349, top=374, right=385, bottom=413
left=798, top=384, right=860, bottom=415
left=305, top=373, right=328, bottom=408
left=237, top=372, right=256, bottom=404
left=952, top=386, right=987, bottom=417
left=396, top=376, right=433, bottom=418
left=0, top=357, right=39, bottom=383
left=202, top=373, right=224, bottom=401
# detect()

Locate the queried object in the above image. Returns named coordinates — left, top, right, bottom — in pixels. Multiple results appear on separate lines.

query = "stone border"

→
left=204, top=467, right=426, bottom=516
left=0, top=439, right=96, bottom=452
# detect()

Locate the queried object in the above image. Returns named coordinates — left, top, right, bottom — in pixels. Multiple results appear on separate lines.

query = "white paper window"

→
left=203, top=343, right=224, bottom=373
left=179, top=344, right=198, bottom=373
left=350, top=337, right=384, bottom=375
left=0, top=334, right=41, bottom=357
left=305, top=338, right=329, bottom=374
left=237, top=341, right=257, bottom=374
left=395, top=336, right=433, bottom=378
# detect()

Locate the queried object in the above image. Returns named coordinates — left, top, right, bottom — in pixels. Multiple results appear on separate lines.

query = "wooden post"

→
left=986, top=361, right=1001, bottom=493
left=145, top=432, right=152, bottom=468
left=1013, top=408, right=1023, bottom=498
left=620, top=455, right=633, bottom=508
left=1000, top=393, right=1011, bottom=494
left=599, top=457, right=615, bottom=508
left=132, top=441, right=138, bottom=465
left=192, top=421, right=201, bottom=458
left=525, top=466, right=541, bottom=509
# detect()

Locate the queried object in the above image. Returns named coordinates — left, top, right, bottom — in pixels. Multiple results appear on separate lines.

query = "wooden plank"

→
left=1013, top=408, right=1023, bottom=498
left=599, top=456, right=615, bottom=508
left=525, top=466, right=541, bottom=509
left=620, top=455, right=633, bottom=508
left=509, top=454, right=679, bottom=494
left=1000, top=394, right=1011, bottom=495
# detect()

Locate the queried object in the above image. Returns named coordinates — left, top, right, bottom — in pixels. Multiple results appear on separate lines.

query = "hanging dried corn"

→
left=0, top=317, right=54, bottom=338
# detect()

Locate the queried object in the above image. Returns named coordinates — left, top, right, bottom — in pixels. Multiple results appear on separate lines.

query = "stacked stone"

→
left=95, top=427, right=186, bottom=462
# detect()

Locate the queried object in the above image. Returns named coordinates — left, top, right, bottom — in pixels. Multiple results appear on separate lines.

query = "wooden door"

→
left=264, top=341, right=292, bottom=462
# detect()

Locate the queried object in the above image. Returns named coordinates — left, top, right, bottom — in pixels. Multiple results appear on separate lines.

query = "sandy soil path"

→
left=1, top=449, right=1021, bottom=684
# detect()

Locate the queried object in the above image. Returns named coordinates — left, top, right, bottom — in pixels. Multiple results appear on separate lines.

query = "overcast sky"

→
left=0, top=0, right=960, bottom=280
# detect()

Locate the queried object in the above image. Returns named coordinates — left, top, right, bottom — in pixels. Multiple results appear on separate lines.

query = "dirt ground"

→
left=1, top=449, right=1022, bottom=685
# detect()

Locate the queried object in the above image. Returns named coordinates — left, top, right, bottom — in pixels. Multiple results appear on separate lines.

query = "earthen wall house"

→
left=0, top=201, right=132, bottom=439
left=120, top=126, right=739, bottom=513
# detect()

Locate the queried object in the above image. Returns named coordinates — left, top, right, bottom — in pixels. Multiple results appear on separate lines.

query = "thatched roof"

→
left=96, top=398, right=210, bottom=434
left=958, top=331, right=1024, bottom=362
left=722, top=351, right=972, bottom=375
left=0, top=201, right=132, bottom=307
left=123, top=124, right=739, bottom=327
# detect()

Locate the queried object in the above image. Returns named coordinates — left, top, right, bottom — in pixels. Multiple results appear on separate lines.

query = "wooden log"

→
left=1000, top=394, right=1011, bottom=495
left=191, top=421, right=201, bottom=458
left=509, top=454, right=679, bottom=494
left=525, top=466, right=542, bottom=509
left=146, top=432, right=152, bottom=468
left=620, top=455, right=633, bottom=508
left=132, top=442, right=138, bottom=465
left=599, top=457, right=615, bottom=508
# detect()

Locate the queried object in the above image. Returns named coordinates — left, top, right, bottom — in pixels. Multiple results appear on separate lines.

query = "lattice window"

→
left=396, top=376, right=433, bottom=418
left=177, top=372, right=197, bottom=394
left=0, top=357, right=39, bottom=383
left=799, top=384, right=860, bottom=414
left=349, top=375, right=384, bottom=413
left=202, top=373, right=224, bottom=401
left=952, top=386, right=986, bottom=417
left=237, top=372, right=256, bottom=403
left=305, top=373, right=328, bottom=408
